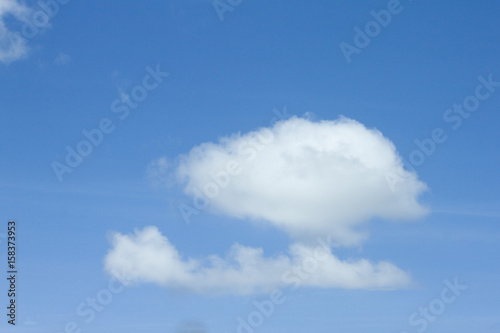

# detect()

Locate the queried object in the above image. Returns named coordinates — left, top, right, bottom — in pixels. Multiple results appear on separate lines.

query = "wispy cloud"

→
left=54, top=51, right=70, bottom=65
left=0, top=0, right=31, bottom=63
left=146, top=157, right=174, bottom=187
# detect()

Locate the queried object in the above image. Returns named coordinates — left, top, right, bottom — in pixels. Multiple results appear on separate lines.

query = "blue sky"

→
left=1, top=0, right=500, bottom=332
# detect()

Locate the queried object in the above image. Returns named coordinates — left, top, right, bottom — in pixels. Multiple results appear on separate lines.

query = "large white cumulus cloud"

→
left=177, top=117, right=428, bottom=245
left=104, top=226, right=413, bottom=295
left=104, top=116, right=428, bottom=294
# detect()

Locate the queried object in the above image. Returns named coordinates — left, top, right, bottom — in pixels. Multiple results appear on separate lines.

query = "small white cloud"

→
left=54, top=52, right=70, bottom=65
left=176, top=116, right=428, bottom=245
left=146, top=157, right=174, bottom=187
left=0, top=0, right=31, bottom=64
left=104, top=226, right=413, bottom=295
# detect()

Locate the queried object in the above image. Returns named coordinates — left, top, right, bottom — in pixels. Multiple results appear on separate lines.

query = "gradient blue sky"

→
left=1, top=1, right=500, bottom=332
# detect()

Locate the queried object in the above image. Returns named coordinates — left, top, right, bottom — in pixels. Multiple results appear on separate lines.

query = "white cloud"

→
left=54, top=51, right=70, bottom=65
left=105, top=116, right=427, bottom=295
left=0, top=0, right=31, bottom=63
left=177, top=116, right=428, bottom=245
left=104, top=226, right=413, bottom=295
left=146, top=157, right=175, bottom=187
